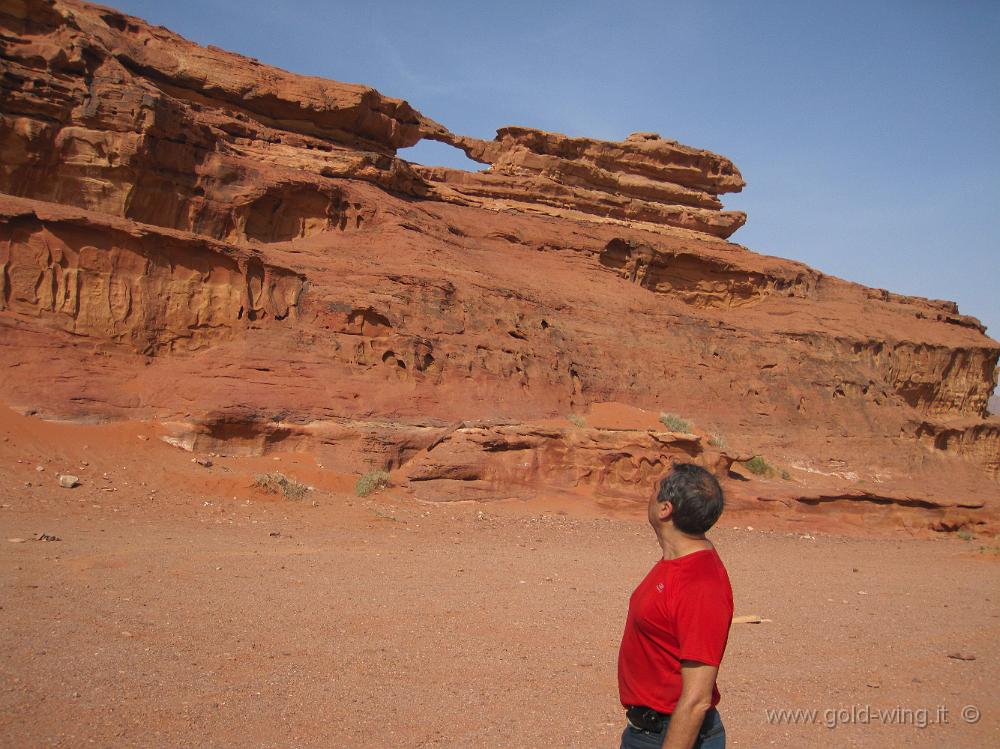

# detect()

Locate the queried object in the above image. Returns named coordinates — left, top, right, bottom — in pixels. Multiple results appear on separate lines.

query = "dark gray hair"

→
left=656, top=463, right=724, bottom=534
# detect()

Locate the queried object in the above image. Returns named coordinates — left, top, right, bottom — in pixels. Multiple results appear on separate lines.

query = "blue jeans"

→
left=619, top=708, right=725, bottom=749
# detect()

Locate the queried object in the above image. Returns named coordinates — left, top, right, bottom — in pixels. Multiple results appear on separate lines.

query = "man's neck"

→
left=658, top=528, right=713, bottom=560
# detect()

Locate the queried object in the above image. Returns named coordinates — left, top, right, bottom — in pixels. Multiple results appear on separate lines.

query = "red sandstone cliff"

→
left=1, top=0, right=997, bottom=531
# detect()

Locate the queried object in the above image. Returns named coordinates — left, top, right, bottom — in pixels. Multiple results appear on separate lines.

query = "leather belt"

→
left=625, top=705, right=669, bottom=733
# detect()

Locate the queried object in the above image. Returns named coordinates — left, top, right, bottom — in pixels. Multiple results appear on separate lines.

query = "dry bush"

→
left=743, top=456, right=774, bottom=478
left=659, top=413, right=691, bottom=432
left=254, top=472, right=309, bottom=500
left=356, top=469, right=391, bottom=497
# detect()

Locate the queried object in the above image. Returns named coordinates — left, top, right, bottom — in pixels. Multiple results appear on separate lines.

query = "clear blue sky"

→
left=114, top=0, right=1000, bottom=337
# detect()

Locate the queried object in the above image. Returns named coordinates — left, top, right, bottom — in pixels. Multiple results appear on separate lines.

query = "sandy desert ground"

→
left=1, top=408, right=998, bottom=749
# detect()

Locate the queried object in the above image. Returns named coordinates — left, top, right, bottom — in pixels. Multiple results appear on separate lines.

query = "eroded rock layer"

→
left=1, top=0, right=998, bottom=530
left=0, top=0, right=435, bottom=237
left=416, top=128, right=747, bottom=237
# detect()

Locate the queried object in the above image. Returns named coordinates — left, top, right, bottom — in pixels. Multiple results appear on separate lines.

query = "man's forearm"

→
left=660, top=699, right=711, bottom=749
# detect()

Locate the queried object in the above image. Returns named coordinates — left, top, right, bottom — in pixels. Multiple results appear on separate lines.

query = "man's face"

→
left=647, top=479, right=667, bottom=530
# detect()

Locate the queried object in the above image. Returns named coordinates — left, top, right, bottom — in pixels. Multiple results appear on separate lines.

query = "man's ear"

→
left=658, top=500, right=674, bottom=522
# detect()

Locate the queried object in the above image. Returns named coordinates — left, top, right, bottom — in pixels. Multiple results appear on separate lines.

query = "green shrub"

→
left=708, top=432, right=726, bottom=448
left=659, top=413, right=691, bottom=432
left=254, top=472, right=309, bottom=500
left=743, top=456, right=774, bottom=477
left=567, top=413, right=587, bottom=428
left=957, top=529, right=973, bottom=541
left=356, top=469, right=391, bottom=497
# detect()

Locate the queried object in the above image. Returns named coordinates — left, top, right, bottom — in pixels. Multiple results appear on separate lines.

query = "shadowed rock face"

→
left=1, top=0, right=998, bottom=530
left=0, top=204, right=304, bottom=353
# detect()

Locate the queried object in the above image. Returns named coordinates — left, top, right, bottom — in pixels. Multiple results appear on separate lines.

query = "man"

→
left=617, top=463, right=733, bottom=749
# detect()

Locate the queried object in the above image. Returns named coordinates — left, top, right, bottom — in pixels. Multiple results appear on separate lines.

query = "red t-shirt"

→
left=618, top=548, right=733, bottom=714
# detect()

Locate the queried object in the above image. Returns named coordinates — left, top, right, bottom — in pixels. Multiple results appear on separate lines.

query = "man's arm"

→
left=660, top=660, right=717, bottom=749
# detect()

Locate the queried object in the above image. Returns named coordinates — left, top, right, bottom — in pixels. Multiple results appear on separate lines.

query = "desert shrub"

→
left=743, top=456, right=774, bottom=477
left=659, top=413, right=691, bottom=432
left=356, top=469, right=391, bottom=497
left=780, top=469, right=791, bottom=481
left=567, top=413, right=587, bottom=428
left=708, top=432, right=726, bottom=448
left=254, top=472, right=309, bottom=500
left=957, top=529, right=973, bottom=541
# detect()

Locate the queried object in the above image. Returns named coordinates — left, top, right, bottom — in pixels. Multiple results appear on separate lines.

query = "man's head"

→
left=648, top=463, right=725, bottom=536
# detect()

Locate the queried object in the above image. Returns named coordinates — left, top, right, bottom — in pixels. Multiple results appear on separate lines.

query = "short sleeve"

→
left=674, top=576, right=733, bottom=667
